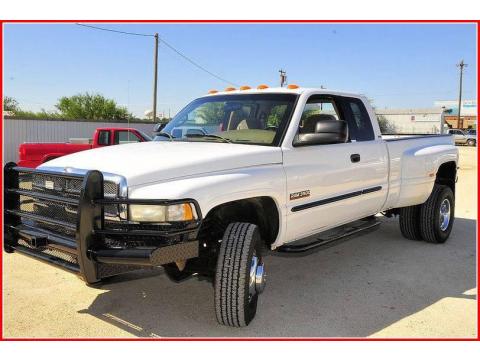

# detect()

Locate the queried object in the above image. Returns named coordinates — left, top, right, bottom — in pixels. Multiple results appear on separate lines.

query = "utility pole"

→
left=440, top=106, right=446, bottom=134
left=456, top=60, right=468, bottom=129
left=279, top=69, right=287, bottom=87
left=152, top=33, right=159, bottom=123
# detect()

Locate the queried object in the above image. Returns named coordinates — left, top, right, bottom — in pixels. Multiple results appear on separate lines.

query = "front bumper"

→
left=3, top=163, right=202, bottom=284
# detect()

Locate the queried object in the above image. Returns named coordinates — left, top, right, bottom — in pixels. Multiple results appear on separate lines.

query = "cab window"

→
left=114, top=130, right=141, bottom=144
left=300, top=99, right=340, bottom=121
left=97, top=130, right=111, bottom=145
left=341, top=97, right=375, bottom=141
left=297, top=97, right=342, bottom=139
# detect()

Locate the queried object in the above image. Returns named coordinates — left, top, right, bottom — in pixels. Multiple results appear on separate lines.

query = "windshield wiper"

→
left=184, top=133, right=232, bottom=143
left=156, top=132, right=174, bottom=141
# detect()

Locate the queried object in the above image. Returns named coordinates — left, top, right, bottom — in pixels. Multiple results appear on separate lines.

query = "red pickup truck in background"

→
left=18, top=127, right=151, bottom=168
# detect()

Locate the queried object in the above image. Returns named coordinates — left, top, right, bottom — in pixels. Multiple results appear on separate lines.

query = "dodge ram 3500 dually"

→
left=4, top=86, right=458, bottom=327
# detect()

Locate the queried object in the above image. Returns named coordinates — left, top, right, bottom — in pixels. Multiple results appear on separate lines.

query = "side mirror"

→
left=293, top=119, right=349, bottom=147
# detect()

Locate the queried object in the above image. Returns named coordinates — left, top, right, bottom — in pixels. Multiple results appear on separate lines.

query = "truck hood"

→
left=39, top=141, right=283, bottom=187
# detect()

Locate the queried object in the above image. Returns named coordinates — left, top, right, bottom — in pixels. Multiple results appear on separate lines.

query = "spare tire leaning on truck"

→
left=399, top=184, right=455, bottom=243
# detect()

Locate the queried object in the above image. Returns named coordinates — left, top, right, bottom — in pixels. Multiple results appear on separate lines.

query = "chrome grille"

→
left=17, top=171, right=122, bottom=238
left=19, top=171, right=119, bottom=198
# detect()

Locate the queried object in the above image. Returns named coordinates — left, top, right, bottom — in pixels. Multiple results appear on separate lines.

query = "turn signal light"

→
left=287, top=84, right=299, bottom=89
left=225, top=87, right=236, bottom=91
left=239, top=86, right=251, bottom=90
left=208, top=89, right=218, bottom=94
left=257, top=84, right=269, bottom=89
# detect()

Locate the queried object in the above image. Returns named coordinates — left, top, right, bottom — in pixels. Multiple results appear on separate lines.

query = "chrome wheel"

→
left=249, top=253, right=266, bottom=301
left=439, top=198, right=451, bottom=231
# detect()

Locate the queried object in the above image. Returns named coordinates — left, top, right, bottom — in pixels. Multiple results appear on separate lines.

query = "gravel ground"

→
left=2, top=147, right=477, bottom=338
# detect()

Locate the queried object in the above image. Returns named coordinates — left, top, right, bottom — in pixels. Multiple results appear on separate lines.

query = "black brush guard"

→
left=3, top=163, right=201, bottom=284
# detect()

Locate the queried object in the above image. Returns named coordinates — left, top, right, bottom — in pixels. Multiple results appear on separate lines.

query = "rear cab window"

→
left=340, top=97, right=375, bottom=141
left=97, top=130, right=111, bottom=145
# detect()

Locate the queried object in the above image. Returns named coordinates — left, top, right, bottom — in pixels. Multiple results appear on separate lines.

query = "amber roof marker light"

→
left=287, top=84, right=300, bottom=89
left=239, top=86, right=251, bottom=90
left=208, top=89, right=218, bottom=94
left=224, top=87, right=236, bottom=91
left=257, top=84, right=269, bottom=89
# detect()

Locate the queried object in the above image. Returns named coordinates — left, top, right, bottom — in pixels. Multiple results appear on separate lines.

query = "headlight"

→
left=129, top=203, right=197, bottom=223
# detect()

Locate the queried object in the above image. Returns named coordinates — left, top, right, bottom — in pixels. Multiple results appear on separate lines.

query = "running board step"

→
left=276, top=217, right=380, bottom=254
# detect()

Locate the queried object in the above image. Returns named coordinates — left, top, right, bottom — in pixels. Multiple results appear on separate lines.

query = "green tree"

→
left=14, top=109, right=62, bottom=119
left=267, top=104, right=288, bottom=128
left=3, top=96, right=19, bottom=112
left=193, top=102, right=225, bottom=124
left=55, top=93, right=131, bottom=121
left=377, top=115, right=396, bottom=134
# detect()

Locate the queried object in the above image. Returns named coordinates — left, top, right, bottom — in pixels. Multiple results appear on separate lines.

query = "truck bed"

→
left=381, top=133, right=457, bottom=210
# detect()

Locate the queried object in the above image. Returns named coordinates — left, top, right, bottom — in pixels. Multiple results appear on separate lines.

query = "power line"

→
left=75, top=23, right=238, bottom=86
left=75, top=23, right=153, bottom=37
left=158, top=37, right=238, bottom=86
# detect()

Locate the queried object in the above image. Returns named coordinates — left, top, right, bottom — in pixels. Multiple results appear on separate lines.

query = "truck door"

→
left=283, top=95, right=389, bottom=241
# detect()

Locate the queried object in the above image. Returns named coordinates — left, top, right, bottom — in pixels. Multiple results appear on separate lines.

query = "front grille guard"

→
left=3, top=163, right=202, bottom=283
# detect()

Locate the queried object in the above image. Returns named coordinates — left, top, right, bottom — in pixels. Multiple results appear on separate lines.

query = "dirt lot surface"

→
left=3, top=147, right=477, bottom=338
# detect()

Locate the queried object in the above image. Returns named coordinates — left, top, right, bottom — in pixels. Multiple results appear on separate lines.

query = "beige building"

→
left=375, top=108, right=444, bottom=134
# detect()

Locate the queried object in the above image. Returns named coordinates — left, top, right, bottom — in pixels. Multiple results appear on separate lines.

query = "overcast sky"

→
left=3, top=23, right=477, bottom=117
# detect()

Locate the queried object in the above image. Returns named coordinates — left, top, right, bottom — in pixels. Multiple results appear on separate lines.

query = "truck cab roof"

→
left=205, top=87, right=364, bottom=99
left=95, top=127, right=140, bottom=131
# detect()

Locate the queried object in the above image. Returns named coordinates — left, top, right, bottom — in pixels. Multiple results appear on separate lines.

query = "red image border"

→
left=0, top=19, right=478, bottom=341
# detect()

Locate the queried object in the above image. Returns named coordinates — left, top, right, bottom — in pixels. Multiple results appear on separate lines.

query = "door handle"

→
left=350, top=154, right=361, bottom=163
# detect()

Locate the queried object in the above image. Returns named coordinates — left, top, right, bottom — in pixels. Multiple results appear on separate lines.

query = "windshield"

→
left=155, top=94, right=298, bottom=146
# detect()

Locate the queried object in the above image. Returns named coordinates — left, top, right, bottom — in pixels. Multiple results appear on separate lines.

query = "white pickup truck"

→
left=4, top=86, right=458, bottom=327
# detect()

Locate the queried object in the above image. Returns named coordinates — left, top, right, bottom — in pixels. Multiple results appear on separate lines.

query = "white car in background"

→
left=448, top=128, right=476, bottom=146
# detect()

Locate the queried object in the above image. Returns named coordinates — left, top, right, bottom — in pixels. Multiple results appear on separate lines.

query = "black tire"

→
left=4, top=244, right=14, bottom=254
left=420, top=184, right=455, bottom=243
left=399, top=205, right=422, bottom=240
left=214, top=222, right=265, bottom=327
left=467, top=139, right=476, bottom=147
left=3, top=231, right=16, bottom=253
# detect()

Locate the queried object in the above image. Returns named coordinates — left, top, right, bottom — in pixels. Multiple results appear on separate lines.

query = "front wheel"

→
left=467, top=139, right=476, bottom=146
left=420, top=184, right=455, bottom=243
left=214, top=222, right=266, bottom=327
